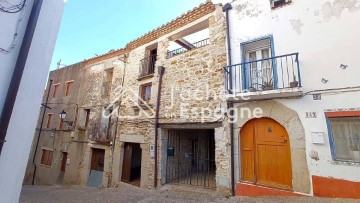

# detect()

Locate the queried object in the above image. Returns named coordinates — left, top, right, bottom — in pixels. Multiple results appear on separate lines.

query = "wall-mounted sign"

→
left=311, top=132, right=325, bottom=144
left=306, top=112, right=317, bottom=118
left=313, top=94, right=321, bottom=100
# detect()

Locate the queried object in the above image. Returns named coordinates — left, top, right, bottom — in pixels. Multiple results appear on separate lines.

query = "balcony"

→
left=139, top=54, right=157, bottom=79
left=89, top=122, right=113, bottom=143
left=167, top=38, right=209, bottom=58
left=224, top=53, right=302, bottom=102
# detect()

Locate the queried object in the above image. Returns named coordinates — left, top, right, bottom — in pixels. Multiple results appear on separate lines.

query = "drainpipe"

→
left=222, top=3, right=235, bottom=196
left=0, top=0, right=44, bottom=155
left=32, top=79, right=53, bottom=185
left=154, top=66, right=165, bottom=188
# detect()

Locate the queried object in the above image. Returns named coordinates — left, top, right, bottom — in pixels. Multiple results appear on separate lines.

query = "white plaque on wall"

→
left=311, top=132, right=325, bottom=144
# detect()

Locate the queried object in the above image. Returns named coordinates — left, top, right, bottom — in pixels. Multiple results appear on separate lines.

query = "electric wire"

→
left=0, top=0, right=28, bottom=53
left=0, top=0, right=26, bottom=13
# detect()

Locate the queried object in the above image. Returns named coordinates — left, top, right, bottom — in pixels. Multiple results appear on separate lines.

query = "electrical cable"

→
left=0, top=0, right=26, bottom=13
left=0, top=0, right=28, bottom=53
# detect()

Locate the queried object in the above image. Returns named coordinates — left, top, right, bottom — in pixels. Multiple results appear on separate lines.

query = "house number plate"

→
left=306, top=112, right=317, bottom=118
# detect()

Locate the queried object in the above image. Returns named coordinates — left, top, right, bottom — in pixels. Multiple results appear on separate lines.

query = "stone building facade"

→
left=24, top=1, right=231, bottom=194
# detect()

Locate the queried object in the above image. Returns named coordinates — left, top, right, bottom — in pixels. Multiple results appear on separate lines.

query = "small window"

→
left=41, top=149, right=54, bottom=166
left=327, top=113, right=360, bottom=163
left=59, top=119, right=64, bottom=130
left=140, top=83, right=152, bottom=102
left=271, top=0, right=291, bottom=8
left=52, top=84, right=59, bottom=98
left=85, top=109, right=91, bottom=128
left=79, top=109, right=91, bottom=128
left=102, top=69, right=113, bottom=97
left=64, top=81, right=73, bottom=97
left=46, top=114, right=53, bottom=129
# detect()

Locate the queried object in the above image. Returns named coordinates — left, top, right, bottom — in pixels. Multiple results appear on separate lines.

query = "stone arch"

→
left=235, top=100, right=310, bottom=194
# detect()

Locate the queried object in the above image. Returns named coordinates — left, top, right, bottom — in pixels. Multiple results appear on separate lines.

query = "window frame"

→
left=59, top=119, right=64, bottom=130
left=84, top=109, right=91, bottom=128
left=40, top=149, right=54, bottom=167
left=140, top=83, right=152, bottom=103
left=64, top=80, right=74, bottom=97
left=52, top=83, right=60, bottom=98
left=46, top=113, right=53, bottom=129
left=240, top=35, right=277, bottom=90
left=325, top=111, right=360, bottom=163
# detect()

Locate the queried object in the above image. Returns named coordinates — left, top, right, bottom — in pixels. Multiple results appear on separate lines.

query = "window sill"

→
left=132, top=102, right=154, bottom=110
left=77, top=126, right=88, bottom=131
left=331, top=160, right=360, bottom=167
left=40, top=164, right=52, bottom=168
left=138, top=74, right=154, bottom=81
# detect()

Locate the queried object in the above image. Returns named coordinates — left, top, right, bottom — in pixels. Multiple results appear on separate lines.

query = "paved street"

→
left=20, top=184, right=360, bottom=203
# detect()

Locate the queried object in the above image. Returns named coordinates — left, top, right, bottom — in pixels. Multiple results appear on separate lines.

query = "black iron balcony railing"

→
left=224, top=53, right=301, bottom=93
left=139, top=54, right=157, bottom=78
left=167, top=38, right=210, bottom=58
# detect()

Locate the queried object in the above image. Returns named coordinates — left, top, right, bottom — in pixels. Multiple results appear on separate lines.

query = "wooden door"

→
left=61, top=152, right=68, bottom=172
left=91, top=148, right=105, bottom=171
left=121, top=143, right=133, bottom=182
left=241, top=118, right=292, bottom=189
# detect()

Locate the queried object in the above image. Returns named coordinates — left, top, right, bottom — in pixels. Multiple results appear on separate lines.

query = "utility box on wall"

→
left=167, top=147, right=174, bottom=156
left=311, top=132, right=325, bottom=144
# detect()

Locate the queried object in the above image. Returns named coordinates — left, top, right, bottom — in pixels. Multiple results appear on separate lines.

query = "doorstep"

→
left=236, top=182, right=304, bottom=197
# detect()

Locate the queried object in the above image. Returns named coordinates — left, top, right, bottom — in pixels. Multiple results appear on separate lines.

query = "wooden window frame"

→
left=64, top=81, right=74, bottom=97
left=325, top=111, right=360, bottom=163
left=84, top=109, right=91, bottom=128
left=59, top=119, right=64, bottom=130
left=46, top=113, right=53, bottom=129
left=40, top=149, right=54, bottom=167
left=140, top=83, right=152, bottom=103
left=52, top=84, right=60, bottom=98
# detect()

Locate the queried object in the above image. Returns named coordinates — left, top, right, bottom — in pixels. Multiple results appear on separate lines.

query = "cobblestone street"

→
left=20, top=184, right=360, bottom=203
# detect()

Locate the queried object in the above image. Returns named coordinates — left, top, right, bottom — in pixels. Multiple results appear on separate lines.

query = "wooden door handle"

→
left=281, top=136, right=287, bottom=143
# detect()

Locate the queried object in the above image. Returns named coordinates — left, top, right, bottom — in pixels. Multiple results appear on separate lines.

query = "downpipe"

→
left=222, top=3, right=235, bottom=196
left=154, top=66, right=165, bottom=188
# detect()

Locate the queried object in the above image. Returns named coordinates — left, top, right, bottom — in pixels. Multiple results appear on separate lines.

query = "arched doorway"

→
left=240, top=117, right=292, bottom=189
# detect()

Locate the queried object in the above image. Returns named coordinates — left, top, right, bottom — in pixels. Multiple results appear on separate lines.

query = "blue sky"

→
left=50, top=0, right=206, bottom=70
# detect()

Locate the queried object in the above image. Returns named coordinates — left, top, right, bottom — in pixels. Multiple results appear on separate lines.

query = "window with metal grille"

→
left=328, top=116, right=360, bottom=163
left=41, top=149, right=54, bottom=166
